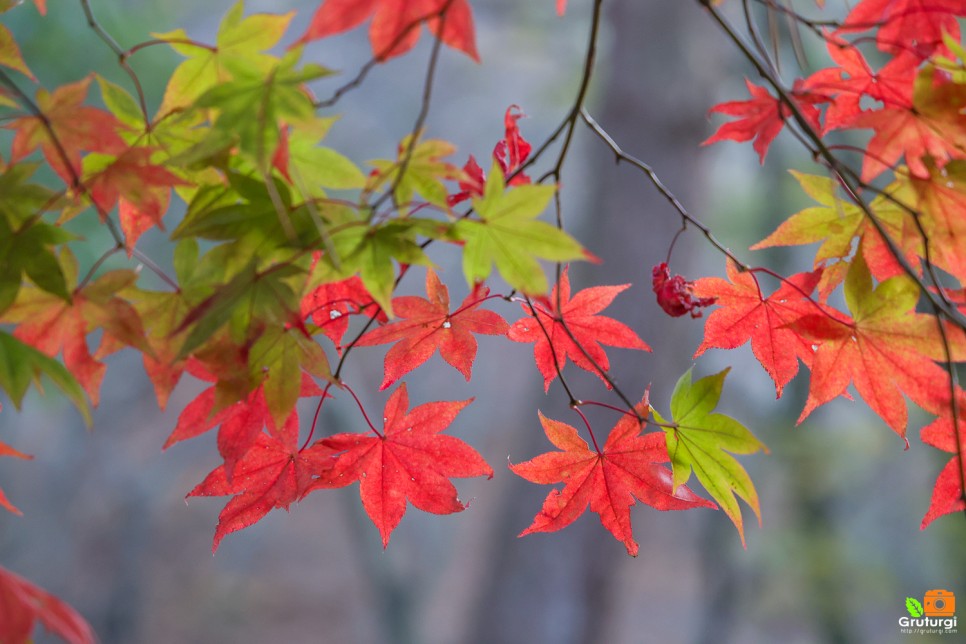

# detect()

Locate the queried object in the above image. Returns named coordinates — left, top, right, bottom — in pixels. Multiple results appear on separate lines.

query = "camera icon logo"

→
left=924, top=589, right=956, bottom=617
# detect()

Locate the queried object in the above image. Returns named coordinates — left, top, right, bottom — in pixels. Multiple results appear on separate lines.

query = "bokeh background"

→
left=1, top=1, right=964, bottom=642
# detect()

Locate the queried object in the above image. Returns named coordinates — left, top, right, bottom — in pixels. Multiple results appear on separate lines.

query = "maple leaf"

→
left=803, top=38, right=916, bottom=131
left=0, top=565, right=95, bottom=644
left=840, top=0, right=964, bottom=58
left=165, top=361, right=323, bottom=480
left=84, top=147, right=189, bottom=249
left=751, top=171, right=923, bottom=283
left=355, top=268, right=508, bottom=389
left=904, top=160, right=966, bottom=278
left=188, top=411, right=337, bottom=552
left=693, top=262, right=823, bottom=397
left=650, top=368, right=767, bottom=547
left=310, top=383, right=493, bottom=547
left=302, top=274, right=387, bottom=352
left=651, top=262, right=717, bottom=318
left=703, top=78, right=825, bottom=163
left=296, top=0, right=479, bottom=62
left=510, top=393, right=715, bottom=557
left=508, top=267, right=650, bottom=391
left=0, top=439, right=31, bottom=515
left=8, top=76, right=126, bottom=184
left=0, top=22, right=34, bottom=79
left=6, top=265, right=150, bottom=406
left=852, top=65, right=966, bottom=181
left=368, top=134, right=463, bottom=211
left=920, top=391, right=966, bottom=528
left=454, top=165, right=589, bottom=295
left=154, top=2, right=295, bottom=116
left=447, top=154, right=486, bottom=206
left=0, top=331, right=90, bottom=425
left=494, top=105, right=532, bottom=185
left=449, top=105, right=533, bottom=206
left=792, top=252, right=959, bottom=437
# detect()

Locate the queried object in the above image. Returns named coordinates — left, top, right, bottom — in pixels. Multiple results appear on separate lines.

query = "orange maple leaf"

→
left=8, top=76, right=125, bottom=185
left=792, top=253, right=959, bottom=437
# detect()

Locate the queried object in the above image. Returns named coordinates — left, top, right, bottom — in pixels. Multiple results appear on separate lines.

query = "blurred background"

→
left=1, top=1, right=964, bottom=642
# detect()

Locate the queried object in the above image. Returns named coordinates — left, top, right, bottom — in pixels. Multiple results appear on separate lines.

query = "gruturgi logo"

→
left=900, top=590, right=958, bottom=635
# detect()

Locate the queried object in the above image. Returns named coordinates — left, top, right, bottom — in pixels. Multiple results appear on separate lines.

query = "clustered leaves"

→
left=0, top=0, right=964, bottom=640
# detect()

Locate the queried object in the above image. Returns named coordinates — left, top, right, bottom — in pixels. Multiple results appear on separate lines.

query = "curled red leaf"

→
left=651, top=262, right=716, bottom=318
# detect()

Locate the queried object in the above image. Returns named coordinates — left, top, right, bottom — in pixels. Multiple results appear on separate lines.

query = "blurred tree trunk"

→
left=460, top=4, right=727, bottom=643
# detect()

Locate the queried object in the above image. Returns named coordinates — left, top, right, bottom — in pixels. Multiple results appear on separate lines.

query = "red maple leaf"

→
left=0, top=441, right=32, bottom=516
left=702, top=78, right=825, bottom=163
left=692, top=263, right=823, bottom=397
left=510, top=395, right=715, bottom=557
left=494, top=105, right=532, bottom=185
left=509, top=268, right=650, bottom=391
left=839, top=0, right=963, bottom=58
left=8, top=76, right=126, bottom=185
left=449, top=105, right=532, bottom=206
left=296, top=0, right=479, bottom=62
left=356, top=268, right=508, bottom=389
left=165, top=361, right=324, bottom=480
left=803, top=38, right=917, bottom=131
left=0, top=565, right=94, bottom=644
left=310, top=383, right=493, bottom=547
left=652, top=262, right=717, bottom=318
left=302, top=275, right=387, bottom=352
left=9, top=272, right=151, bottom=406
left=920, top=391, right=966, bottom=528
left=86, top=147, right=189, bottom=251
left=187, top=411, right=337, bottom=552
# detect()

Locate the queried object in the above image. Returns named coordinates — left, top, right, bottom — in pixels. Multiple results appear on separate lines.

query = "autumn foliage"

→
left=1, top=0, right=966, bottom=640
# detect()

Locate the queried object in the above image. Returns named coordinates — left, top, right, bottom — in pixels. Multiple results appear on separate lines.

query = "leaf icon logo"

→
left=906, top=597, right=924, bottom=617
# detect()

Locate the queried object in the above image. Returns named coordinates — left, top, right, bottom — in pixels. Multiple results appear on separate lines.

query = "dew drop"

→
left=362, top=472, right=367, bottom=478
left=522, top=326, right=529, bottom=332
left=410, top=477, right=416, bottom=482
left=442, top=320, right=452, bottom=329
left=329, top=309, right=343, bottom=320
left=947, top=181, right=955, bottom=188
left=406, top=427, right=413, bottom=432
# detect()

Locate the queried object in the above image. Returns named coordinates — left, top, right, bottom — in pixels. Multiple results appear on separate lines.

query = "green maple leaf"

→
left=154, top=0, right=294, bottom=116
left=651, top=368, right=767, bottom=547
left=0, top=331, right=91, bottom=426
left=454, top=162, right=588, bottom=295
left=247, top=325, right=331, bottom=428
left=175, top=259, right=302, bottom=358
left=194, top=49, right=332, bottom=168
left=752, top=171, right=912, bottom=265
left=368, top=134, right=462, bottom=211
left=0, top=164, right=72, bottom=313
